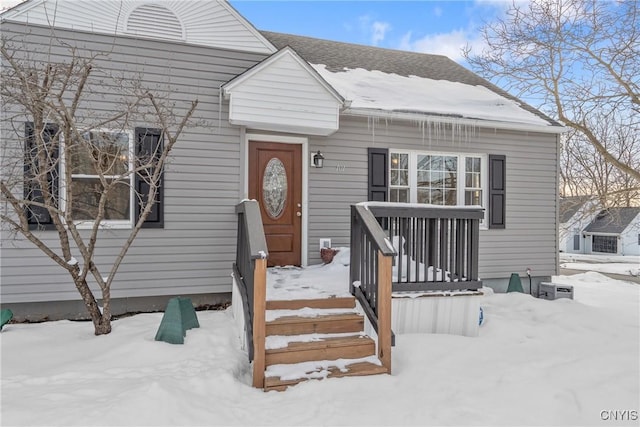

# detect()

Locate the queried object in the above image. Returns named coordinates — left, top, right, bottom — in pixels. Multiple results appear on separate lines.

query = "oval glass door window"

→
left=263, top=158, right=287, bottom=219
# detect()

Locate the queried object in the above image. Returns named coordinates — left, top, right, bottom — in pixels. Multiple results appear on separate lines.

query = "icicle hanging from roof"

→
left=410, top=117, right=478, bottom=145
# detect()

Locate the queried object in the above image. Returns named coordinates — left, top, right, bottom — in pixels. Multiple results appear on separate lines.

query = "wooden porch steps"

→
left=265, top=335, right=375, bottom=365
left=261, top=296, right=388, bottom=391
left=264, top=360, right=388, bottom=392
left=266, top=297, right=356, bottom=310
left=266, top=313, right=364, bottom=336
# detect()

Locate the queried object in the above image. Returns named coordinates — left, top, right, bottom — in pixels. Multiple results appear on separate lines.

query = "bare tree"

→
left=561, top=112, right=640, bottom=208
left=1, top=39, right=198, bottom=335
left=464, top=0, right=640, bottom=189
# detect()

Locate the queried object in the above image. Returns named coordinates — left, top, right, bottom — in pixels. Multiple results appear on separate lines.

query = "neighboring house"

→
left=0, top=0, right=565, bottom=320
left=559, top=196, right=599, bottom=253
left=583, top=208, right=640, bottom=256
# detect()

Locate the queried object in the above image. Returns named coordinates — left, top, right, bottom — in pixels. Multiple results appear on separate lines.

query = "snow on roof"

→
left=261, top=31, right=562, bottom=130
left=312, top=64, right=551, bottom=127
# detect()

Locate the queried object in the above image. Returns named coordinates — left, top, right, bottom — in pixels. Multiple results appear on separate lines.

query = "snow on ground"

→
left=560, top=253, right=640, bottom=276
left=1, top=267, right=638, bottom=426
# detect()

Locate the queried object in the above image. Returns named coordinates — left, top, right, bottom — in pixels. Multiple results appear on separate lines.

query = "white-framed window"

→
left=592, top=235, right=617, bottom=254
left=390, top=150, right=488, bottom=224
left=60, top=129, right=134, bottom=228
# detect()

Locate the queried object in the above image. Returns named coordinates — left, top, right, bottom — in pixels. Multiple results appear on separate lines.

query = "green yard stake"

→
left=155, top=297, right=199, bottom=344
left=507, top=273, right=524, bottom=293
left=178, top=297, right=200, bottom=330
left=1, top=309, right=14, bottom=331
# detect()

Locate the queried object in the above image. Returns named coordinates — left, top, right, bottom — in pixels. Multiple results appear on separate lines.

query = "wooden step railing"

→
left=233, top=200, right=268, bottom=388
left=349, top=204, right=395, bottom=373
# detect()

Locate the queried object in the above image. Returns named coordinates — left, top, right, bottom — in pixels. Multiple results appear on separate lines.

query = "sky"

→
left=231, top=0, right=505, bottom=62
left=0, top=0, right=509, bottom=63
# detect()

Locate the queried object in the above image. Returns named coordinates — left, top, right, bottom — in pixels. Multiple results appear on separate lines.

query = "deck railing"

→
left=233, top=200, right=268, bottom=388
left=350, top=203, right=484, bottom=368
left=356, top=203, right=484, bottom=293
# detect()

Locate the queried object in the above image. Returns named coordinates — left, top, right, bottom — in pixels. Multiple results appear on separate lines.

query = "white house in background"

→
left=559, top=196, right=599, bottom=253
left=582, top=207, right=640, bottom=256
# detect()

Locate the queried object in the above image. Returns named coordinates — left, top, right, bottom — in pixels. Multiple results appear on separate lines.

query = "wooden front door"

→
left=248, top=141, right=302, bottom=267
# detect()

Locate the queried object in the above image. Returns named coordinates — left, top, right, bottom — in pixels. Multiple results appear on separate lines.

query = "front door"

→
left=248, top=141, right=302, bottom=267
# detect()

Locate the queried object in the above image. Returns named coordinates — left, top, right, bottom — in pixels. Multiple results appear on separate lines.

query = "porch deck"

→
left=234, top=200, right=484, bottom=390
left=265, top=262, right=352, bottom=302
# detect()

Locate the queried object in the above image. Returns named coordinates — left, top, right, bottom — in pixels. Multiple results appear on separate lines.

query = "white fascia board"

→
left=343, top=108, right=567, bottom=135
left=229, top=117, right=338, bottom=136
left=220, top=1, right=276, bottom=54
left=222, top=47, right=344, bottom=104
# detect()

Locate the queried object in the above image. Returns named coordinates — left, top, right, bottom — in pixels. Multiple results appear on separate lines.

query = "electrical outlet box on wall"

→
left=319, top=238, right=332, bottom=250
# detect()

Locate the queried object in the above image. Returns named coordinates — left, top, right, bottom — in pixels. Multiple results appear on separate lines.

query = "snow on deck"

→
left=266, top=248, right=352, bottom=301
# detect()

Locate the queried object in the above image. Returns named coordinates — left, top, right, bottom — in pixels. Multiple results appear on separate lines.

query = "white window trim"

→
left=390, top=149, right=488, bottom=228
left=59, top=129, right=135, bottom=229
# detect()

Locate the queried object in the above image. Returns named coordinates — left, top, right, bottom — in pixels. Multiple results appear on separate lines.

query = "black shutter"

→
left=368, top=148, right=388, bottom=201
left=135, top=128, right=164, bottom=228
left=488, top=154, right=506, bottom=229
left=25, top=122, right=59, bottom=230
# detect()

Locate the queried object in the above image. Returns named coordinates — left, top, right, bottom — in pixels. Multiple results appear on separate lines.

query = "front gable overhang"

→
left=222, top=47, right=344, bottom=136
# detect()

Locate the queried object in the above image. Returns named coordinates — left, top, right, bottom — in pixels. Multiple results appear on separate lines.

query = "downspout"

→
left=555, top=133, right=561, bottom=276
left=218, top=84, right=224, bottom=134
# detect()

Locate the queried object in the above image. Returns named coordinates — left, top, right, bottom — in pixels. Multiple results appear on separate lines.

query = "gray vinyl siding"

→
left=2, top=0, right=275, bottom=54
left=307, top=116, right=559, bottom=280
left=0, top=22, right=266, bottom=303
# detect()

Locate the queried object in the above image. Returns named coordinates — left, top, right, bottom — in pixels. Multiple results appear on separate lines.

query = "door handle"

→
left=296, top=212, right=302, bottom=217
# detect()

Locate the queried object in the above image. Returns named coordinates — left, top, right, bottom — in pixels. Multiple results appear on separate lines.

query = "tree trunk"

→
left=93, top=314, right=112, bottom=335
left=73, top=277, right=111, bottom=335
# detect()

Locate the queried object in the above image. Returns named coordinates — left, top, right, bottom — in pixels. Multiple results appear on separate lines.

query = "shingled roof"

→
left=584, top=207, right=640, bottom=234
left=560, top=196, right=593, bottom=223
left=261, top=31, right=561, bottom=127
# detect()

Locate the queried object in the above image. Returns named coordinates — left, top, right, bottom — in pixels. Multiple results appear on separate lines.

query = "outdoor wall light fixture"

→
left=311, top=150, right=325, bottom=168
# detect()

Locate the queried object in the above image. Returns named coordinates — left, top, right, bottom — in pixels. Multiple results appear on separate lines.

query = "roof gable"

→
left=560, top=196, right=593, bottom=223
left=1, top=0, right=276, bottom=54
left=584, top=207, right=640, bottom=234
left=223, top=47, right=343, bottom=102
left=222, top=47, right=343, bottom=136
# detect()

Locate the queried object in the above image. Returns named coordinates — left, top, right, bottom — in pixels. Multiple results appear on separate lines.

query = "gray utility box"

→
left=539, top=282, right=574, bottom=300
